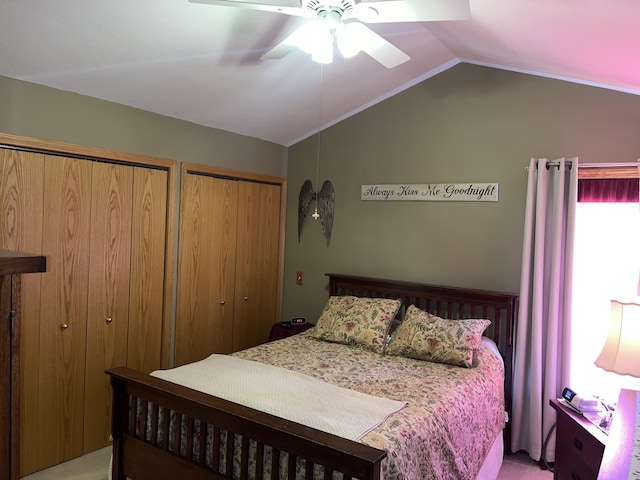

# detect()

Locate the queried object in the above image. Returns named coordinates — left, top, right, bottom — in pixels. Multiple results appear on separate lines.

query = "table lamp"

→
left=594, top=299, right=640, bottom=479
left=595, top=299, right=640, bottom=380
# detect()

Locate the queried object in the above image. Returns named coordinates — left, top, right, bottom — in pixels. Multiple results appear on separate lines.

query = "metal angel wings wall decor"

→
left=298, top=179, right=335, bottom=247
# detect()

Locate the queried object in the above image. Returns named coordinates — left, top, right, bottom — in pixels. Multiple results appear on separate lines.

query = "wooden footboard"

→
left=108, top=366, right=386, bottom=480
left=108, top=273, right=517, bottom=479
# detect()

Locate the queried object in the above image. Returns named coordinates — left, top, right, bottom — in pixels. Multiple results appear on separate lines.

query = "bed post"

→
left=110, top=374, right=127, bottom=480
left=503, top=296, right=517, bottom=455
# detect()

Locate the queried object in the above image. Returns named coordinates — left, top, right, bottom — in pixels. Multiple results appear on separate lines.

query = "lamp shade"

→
left=594, top=299, right=640, bottom=378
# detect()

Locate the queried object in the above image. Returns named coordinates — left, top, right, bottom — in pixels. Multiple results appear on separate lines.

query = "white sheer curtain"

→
left=571, top=201, right=640, bottom=401
left=511, top=157, right=578, bottom=462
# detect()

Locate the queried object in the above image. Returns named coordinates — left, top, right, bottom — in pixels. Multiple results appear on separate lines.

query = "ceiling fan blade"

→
left=259, top=26, right=303, bottom=60
left=353, top=0, right=470, bottom=23
left=188, top=0, right=305, bottom=17
left=344, top=23, right=410, bottom=69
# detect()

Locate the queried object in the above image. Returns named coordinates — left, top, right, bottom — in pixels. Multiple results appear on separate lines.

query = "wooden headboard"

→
left=327, top=273, right=519, bottom=453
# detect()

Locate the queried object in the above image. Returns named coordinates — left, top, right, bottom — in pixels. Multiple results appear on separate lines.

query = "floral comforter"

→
left=232, top=330, right=505, bottom=480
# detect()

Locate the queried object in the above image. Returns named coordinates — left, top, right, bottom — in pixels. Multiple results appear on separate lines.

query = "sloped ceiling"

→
left=1, top=0, right=639, bottom=147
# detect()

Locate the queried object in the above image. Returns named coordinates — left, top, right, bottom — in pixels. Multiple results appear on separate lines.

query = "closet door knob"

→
left=61, top=323, right=69, bottom=330
left=244, top=296, right=248, bottom=301
left=106, top=317, right=113, bottom=323
left=220, top=300, right=225, bottom=305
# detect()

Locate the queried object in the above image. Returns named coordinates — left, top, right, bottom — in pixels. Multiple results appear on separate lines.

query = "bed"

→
left=107, top=273, right=518, bottom=480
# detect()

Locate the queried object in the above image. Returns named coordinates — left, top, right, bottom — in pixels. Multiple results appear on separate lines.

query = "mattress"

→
left=111, top=331, right=505, bottom=480
left=228, top=331, right=506, bottom=480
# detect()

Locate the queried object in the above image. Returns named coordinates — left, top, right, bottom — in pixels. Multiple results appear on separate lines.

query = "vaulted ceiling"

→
left=2, top=0, right=639, bottom=147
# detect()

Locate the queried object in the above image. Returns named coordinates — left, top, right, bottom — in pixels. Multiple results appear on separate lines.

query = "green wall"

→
left=0, top=75, right=287, bottom=177
left=4, top=66, right=640, bottom=331
left=282, top=63, right=640, bottom=324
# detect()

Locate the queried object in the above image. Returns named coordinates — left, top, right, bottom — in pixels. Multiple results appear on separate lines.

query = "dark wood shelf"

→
left=0, top=251, right=46, bottom=276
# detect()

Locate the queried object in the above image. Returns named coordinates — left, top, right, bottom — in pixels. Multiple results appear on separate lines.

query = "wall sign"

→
left=361, top=183, right=499, bottom=202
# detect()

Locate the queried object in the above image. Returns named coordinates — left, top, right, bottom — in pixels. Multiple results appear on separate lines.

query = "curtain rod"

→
left=526, top=160, right=640, bottom=171
left=578, top=162, right=640, bottom=168
left=524, top=159, right=573, bottom=171
left=543, top=160, right=572, bottom=170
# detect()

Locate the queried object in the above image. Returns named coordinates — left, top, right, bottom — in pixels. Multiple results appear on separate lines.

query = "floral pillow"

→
left=310, top=296, right=402, bottom=354
left=386, top=305, right=491, bottom=367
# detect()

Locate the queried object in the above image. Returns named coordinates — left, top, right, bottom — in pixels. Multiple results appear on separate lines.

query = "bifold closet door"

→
left=1, top=146, right=173, bottom=475
left=37, top=156, right=92, bottom=469
left=83, top=162, right=133, bottom=454
left=1, top=150, right=45, bottom=476
left=82, top=164, right=168, bottom=454
left=232, top=181, right=281, bottom=352
left=3, top=152, right=91, bottom=473
left=126, top=166, right=168, bottom=375
left=175, top=174, right=238, bottom=366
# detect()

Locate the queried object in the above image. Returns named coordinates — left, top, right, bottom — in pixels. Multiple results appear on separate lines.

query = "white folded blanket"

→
left=152, top=354, right=407, bottom=441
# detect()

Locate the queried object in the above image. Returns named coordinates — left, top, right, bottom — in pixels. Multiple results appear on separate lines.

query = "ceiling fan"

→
left=189, top=0, right=470, bottom=68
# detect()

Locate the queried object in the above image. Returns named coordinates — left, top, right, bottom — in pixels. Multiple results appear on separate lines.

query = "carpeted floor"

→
left=498, top=452, right=554, bottom=479
left=22, top=448, right=553, bottom=480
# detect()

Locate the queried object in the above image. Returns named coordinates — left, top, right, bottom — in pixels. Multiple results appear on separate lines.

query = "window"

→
left=570, top=166, right=640, bottom=402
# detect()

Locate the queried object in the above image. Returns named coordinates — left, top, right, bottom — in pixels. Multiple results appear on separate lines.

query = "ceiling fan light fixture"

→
left=294, top=16, right=335, bottom=63
left=311, top=34, right=334, bottom=64
left=335, top=22, right=363, bottom=59
left=296, top=22, right=326, bottom=53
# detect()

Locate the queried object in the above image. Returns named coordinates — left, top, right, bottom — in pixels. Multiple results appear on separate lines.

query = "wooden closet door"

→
left=37, top=156, right=91, bottom=469
left=1, top=144, right=175, bottom=474
left=0, top=149, right=46, bottom=477
left=127, top=166, right=168, bottom=374
left=232, top=181, right=281, bottom=352
left=83, top=162, right=133, bottom=454
left=175, top=173, right=237, bottom=366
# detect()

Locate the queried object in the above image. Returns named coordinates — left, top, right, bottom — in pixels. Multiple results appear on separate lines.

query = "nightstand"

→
left=550, top=398, right=608, bottom=480
left=268, top=321, right=315, bottom=341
